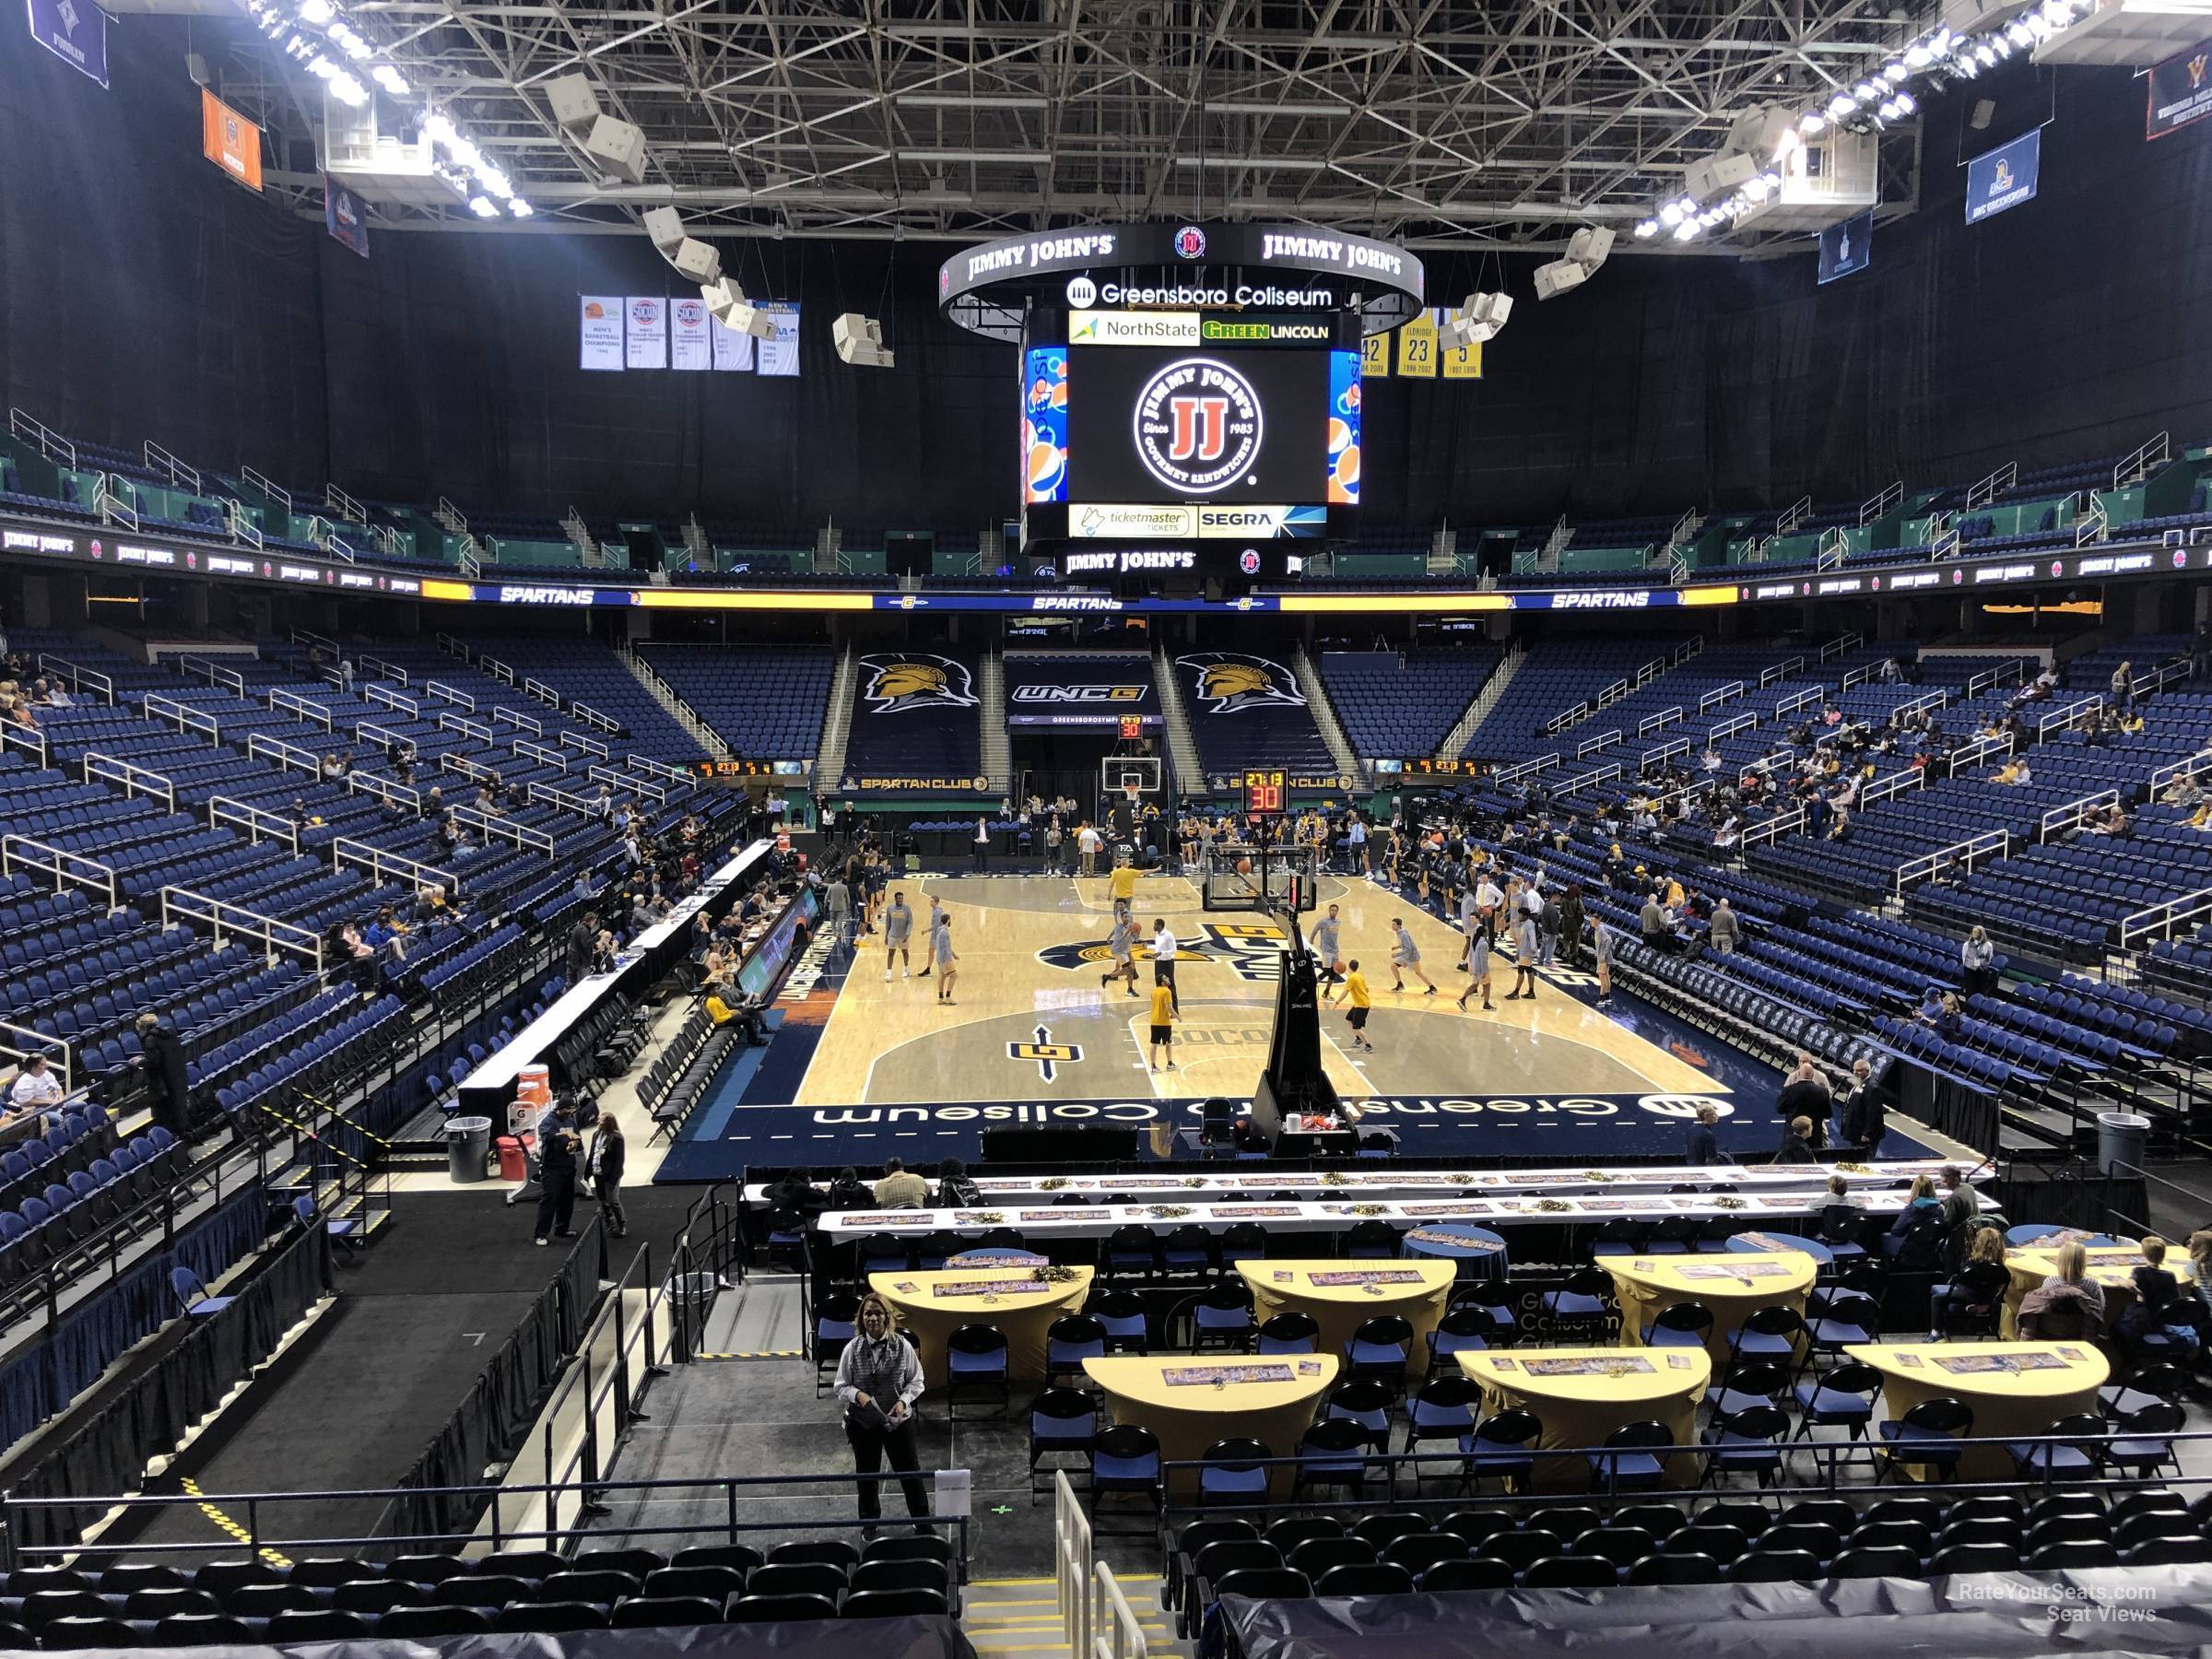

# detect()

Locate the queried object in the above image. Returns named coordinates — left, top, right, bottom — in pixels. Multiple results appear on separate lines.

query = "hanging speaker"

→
left=583, top=115, right=647, bottom=184
left=670, top=238, right=720, bottom=284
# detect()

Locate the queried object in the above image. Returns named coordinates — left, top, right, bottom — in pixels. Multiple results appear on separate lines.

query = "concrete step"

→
left=961, top=1573, right=1180, bottom=1658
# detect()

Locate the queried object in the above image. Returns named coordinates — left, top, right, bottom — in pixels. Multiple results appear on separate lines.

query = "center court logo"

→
left=1176, top=651, right=1306, bottom=714
left=1134, top=358, right=1263, bottom=494
left=1035, top=922, right=1288, bottom=981
left=859, top=653, right=979, bottom=713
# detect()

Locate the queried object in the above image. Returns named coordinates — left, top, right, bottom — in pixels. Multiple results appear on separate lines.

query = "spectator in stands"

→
left=1838, top=1059, right=1884, bottom=1153
left=1640, top=891, right=1675, bottom=954
left=1776, top=1053, right=1831, bottom=1148
left=592, top=783, right=615, bottom=822
left=318, top=749, right=345, bottom=781
left=2111, top=661, right=2135, bottom=714
left=825, top=1167, right=871, bottom=1210
left=936, top=1157, right=982, bottom=1206
left=1887, top=1176, right=1943, bottom=1251
left=971, top=816, right=992, bottom=873
left=1557, top=883, right=1586, bottom=971
left=567, top=912, right=599, bottom=982
left=5, top=1053, right=65, bottom=1124
left=873, top=1156, right=929, bottom=1209
left=2018, top=1241, right=2106, bottom=1341
left=532, top=1103, right=581, bottom=1246
left=1772, top=1115, right=1817, bottom=1164
left=1927, top=1225, right=2007, bottom=1336
left=1707, top=898, right=1740, bottom=956
left=1994, top=755, right=2031, bottom=786
left=1960, top=926, right=1998, bottom=996
left=834, top=1292, right=933, bottom=1541
left=2087, top=801, right=2132, bottom=838
left=2115, top=1235, right=2201, bottom=1354
left=586, top=1112, right=627, bottom=1240
left=1683, top=1103, right=1724, bottom=1167
left=1936, top=1163, right=1982, bottom=1247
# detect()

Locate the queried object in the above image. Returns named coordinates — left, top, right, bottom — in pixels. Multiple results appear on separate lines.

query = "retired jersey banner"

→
left=1441, top=326, right=1482, bottom=381
left=709, top=312, right=755, bottom=371
left=756, top=301, right=802, bottom=377
left=579, top=296, right=623, bottom=371
left=1965, top=127, right=2040, bottom=225
left=324, top=177, right=369, bottom=258
left=201, top=88, right=264, bottom=192
left=27, top=0, right=106, bottom=88
left=1394, top=311, right=1438, bottom=378
left=2147, top=40, right=2212, bottom=139
left=670, top=298, right=712, bottom=371
left=624, top=296, right=667, bottom=369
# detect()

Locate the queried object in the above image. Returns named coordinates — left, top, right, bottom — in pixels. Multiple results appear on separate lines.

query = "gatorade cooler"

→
left=496, top=1135, right=527, bottom=1182
left=518, top=1065, right=551, bottom=1110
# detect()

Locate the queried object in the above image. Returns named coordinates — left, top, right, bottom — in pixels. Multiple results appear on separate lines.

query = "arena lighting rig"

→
left=1631, top=0, right=2099, bottom=243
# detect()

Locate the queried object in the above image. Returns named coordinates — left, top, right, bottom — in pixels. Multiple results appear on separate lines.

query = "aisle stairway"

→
left=961, top=1574, right=1179, bottom=1658
left=1154, top=645, right=1206, bottom=797
left=979, top=650, right=1010, bottom=796
left=1293, top=646, right=1363, bottom=783
left=1438, top=641, right=1525, bottom=759
left=816, top=646, right=858, bottom=786
left=618, top=643, right=731, bottom=760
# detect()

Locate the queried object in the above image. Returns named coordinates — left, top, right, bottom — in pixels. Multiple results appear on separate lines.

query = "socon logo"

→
left=1065, top=276, right=1098, bottom=308
left=1133, top=358, right=1263, bottom=495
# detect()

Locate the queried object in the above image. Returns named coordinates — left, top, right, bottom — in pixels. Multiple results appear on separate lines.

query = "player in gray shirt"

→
left=1101, top=915, right=1139, bottom=996
left=882, top=891, right=913, bottom=981
left=1312, top=902, right=1345, bottom=999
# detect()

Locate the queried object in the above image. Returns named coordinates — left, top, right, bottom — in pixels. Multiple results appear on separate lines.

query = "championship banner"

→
left=709, top=313, right=754, bottom=371
left=1818, top=208, right=1873, bottom=284
left=756, top=302, right=802, bottom=377
left=2147, top=39, right=2212, bottom=140
left=324, top=177, right=369, bottom=258
left=624, top=296, right=667, bottom=369
left=670, top=298, right=712, bottom=371
left=1965, top=127, right=2040, bottom=225
left=1394, top=311, right=1438, bottom=378
left=1004, top=657, right=1157, bottom=726
left=579, top=296, right=623, bottom=371
left=201, top=88, right=264, bottom=192
left=26, top=0, right=106, bottom=88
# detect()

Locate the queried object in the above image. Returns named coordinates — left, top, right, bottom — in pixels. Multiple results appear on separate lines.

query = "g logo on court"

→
left=1010, top=1024, right=1083, bottom=1082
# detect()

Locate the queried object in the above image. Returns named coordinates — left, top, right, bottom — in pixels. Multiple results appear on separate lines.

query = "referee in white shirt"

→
left=1149, top=919, right=1182, bottom=1016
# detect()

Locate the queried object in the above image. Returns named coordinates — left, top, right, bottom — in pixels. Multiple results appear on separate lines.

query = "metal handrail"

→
left=559, top=729, right=611, bottom=760
left=2119, top=884, right=2212, bottom=950
left=35, top=653, right=114, bottom=705
left=245, top=732, right=321, bottom=778
left=140, top=695, right=220, bottom=747
left=1893, top=828, right=2009, bottom=897
left=512, top=737, right=569, bottom=771
left=2039, top=788, right=2120, bottom=844
left=0, top=834, right=116, bottom=908
left=160, top=886, right=323, bottom=970
left=424, top=679, right=477, bottom=712
left=82, top=751, right=175, bottom=813
left=363, top=683, right=418, bottom=718
left=494, top=705, right=545, bottom=737
left=207, top=796, right=300, bottom=852
left=267, top=687, right=335, bottom=731
left=332, top=838, right=458, bottom=894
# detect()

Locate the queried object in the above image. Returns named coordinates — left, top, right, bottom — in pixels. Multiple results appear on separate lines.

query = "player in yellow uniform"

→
left=1340, top=960, right=1375, bottom=1053
left=1108, top=858, right=1139, bottom=924
left=1147, top=980, right=1177, bottom=1071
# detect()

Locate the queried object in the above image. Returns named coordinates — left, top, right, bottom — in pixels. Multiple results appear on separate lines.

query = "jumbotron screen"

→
left=1020, top=309, right=1361, bottom=548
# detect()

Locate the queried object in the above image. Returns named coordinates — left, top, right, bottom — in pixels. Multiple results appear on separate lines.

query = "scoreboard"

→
left=1241, top=768, right=1288, bottom=817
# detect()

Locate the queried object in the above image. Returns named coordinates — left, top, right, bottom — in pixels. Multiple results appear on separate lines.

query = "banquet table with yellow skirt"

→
left=1237, top=1259, right=1457, bottom=1375
left=1847, top=1340, right=2109, bottom=1483
left=1083, top=1353, right=1340, bottom=1497
left=868, top=1267, right=1094, bottom=1387
left=1605, top=1251, right=1816, bottom=1368
left=1458, top=1347, right=1712, bottom=1491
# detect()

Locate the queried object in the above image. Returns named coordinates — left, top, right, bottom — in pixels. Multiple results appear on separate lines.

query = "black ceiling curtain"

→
left=4, top=17, right=2208, bottom=530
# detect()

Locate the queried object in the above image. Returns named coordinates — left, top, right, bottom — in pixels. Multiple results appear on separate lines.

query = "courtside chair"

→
left=1043, top=1313, right=1107, bottom=1384
left=1257, top=1312, right=1320, bottom=1355
left=944, top=1324, right=1010, bottom=1417
left=1196, top=1438, right=1273, bottom=1508
left=171, top=1266, right=235, bottom=1317
left=1642, top=1300, right=1712, bottom=1349
left=1028, top=1387, right=1097, bottom=1496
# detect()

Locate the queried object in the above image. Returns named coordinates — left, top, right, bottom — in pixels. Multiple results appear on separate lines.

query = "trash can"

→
left=2096, top=1110, right=2148, bottom=1176
left=495, top=1134, right=529, bottom=1183
left=444, top=1116, right=492, bottom=1183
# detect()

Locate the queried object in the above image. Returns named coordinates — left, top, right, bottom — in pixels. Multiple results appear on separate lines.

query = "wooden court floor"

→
left=793, top=875, right=1723, bottom=1108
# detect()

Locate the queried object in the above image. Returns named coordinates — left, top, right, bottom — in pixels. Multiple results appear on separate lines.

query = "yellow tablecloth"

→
left=869, top=1267, right=1093, bottom=1387
left=1237, top=1259, right=1457, bottom=1376
left=1606, top=1252, right=1815, bottom=1367
left=1458, top=1347, right=1710, bottom=1492
left=1848, top=1340, right=2109, bottom=1483
left=2000, top=1248, right=2194, bottom=1339
left=1084, top=1353, right=1339, bottom=1497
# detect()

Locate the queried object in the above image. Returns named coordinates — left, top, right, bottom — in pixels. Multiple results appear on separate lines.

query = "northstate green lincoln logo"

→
left=1036, top=922, right=1293, bottom=982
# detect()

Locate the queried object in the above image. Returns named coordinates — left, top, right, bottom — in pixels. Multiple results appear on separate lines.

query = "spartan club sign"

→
left=1133, top=358, right=1263, bottom=495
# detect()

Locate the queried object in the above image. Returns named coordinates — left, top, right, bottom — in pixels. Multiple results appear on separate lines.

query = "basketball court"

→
left=652, top=863, right=1876, bottom=1180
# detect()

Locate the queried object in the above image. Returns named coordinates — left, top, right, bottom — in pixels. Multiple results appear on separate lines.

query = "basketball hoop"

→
left=1122, top=782, right=1143, bottom=814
